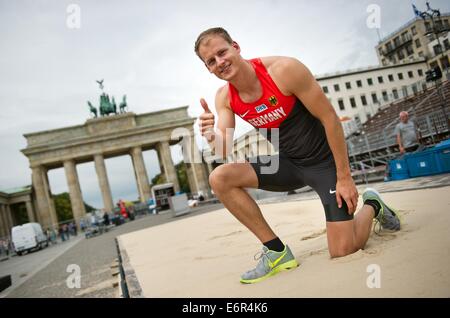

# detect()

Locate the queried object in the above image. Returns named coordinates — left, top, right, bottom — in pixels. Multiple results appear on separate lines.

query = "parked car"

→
left=11, top=223, right=48, bottom=256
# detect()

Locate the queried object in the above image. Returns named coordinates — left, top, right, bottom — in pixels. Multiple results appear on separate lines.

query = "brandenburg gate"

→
left=21, top=107, right=209, bottom=230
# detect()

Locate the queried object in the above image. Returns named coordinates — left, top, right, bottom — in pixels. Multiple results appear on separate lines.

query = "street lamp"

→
left=414, top=2, right=450, bottom=134
left=415, top=2, right=449, bottom=73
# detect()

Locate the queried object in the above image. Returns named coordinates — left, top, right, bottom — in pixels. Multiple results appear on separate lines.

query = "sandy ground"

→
left=118, top=187, right=450, bottom=297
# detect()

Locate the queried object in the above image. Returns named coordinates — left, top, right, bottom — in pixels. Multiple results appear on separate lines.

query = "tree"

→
left=53, top=192, right=96, bottom=222
left=10, top=204, right=28, bottom=225
left=151, top=173, right=165, bottom=186
left=150, top=161, right=191, bottom=194
left=175, top=162, right=191, bottom=194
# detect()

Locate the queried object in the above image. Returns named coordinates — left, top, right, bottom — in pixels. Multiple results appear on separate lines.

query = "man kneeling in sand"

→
left=195, top=27, right=401, bottom=284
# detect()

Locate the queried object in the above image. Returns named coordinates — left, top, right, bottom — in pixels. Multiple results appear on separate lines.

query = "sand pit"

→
left=117, top=187, right=450, bottom=297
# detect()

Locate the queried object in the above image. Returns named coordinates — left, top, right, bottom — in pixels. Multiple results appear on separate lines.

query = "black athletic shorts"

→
left=248, top=153, right=352, bottom=222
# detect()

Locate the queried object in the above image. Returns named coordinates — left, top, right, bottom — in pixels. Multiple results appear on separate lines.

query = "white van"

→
left=11, top=223, right=48, bottom=256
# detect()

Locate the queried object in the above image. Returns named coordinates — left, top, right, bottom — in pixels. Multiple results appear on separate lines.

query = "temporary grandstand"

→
left=347, top=79, right=450, bottom=182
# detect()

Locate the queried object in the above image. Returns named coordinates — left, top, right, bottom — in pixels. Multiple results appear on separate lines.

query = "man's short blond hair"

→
left=399, top=111, right=409, bottom=117
left=194, top=27, right=233, bottom=60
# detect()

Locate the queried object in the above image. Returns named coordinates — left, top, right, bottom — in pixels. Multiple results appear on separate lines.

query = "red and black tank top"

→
left=228, top=58, right=332, bottom=165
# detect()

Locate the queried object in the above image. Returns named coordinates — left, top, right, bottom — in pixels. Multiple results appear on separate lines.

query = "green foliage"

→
left=151, top=173, right=165, bottom=186
left=176, top=162, right=191, bottom=194
left=10, top=204, right=28, bottom=225
left=84, top=201, right=96, bottom=213
left=150, top=161, right=191, bottom=193
left=53, top=193, right=73, bottom=222
left=52, top=192, right=96, bottom=222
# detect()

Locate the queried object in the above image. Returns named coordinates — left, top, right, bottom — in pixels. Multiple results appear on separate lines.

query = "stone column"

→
left=130, top=147, right=151, bottom=202
left=0, top=205, right=4, bottom=237
left=5, top=205, right=14, bottom=230
left=94, top=154, right=114, bottom=212
left=64, top=160, right=86, bottom=228
left=32, top=198, right=42, bottom=224
left=250, top=142, right=258, bottom=158
left=2, top=204, right=12, bottom=237
left=156, top=150, right=165, bottom=180
left=181, top=133, right=209, bottom=195
left=32, top=166, right=53, bottom=229
left=206, top=161, right=214, bottom=176
left=184, top=162, right=195, bottom=195
left=25, top=199, right=36, bottom=223
left=41, top=170, right=58, bottom=228
left=0, top=205, right=8, bottom=238
left=156, top=141, right=180, bottom=193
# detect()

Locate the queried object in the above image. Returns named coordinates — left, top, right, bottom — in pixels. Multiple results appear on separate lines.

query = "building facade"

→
left=316, top=59, right=428, bottom=135
left=0, top=186, right=36, bottom=239
left=18, top=107, right=209, bottom=232
left=375, top=13, right=450, bottom=72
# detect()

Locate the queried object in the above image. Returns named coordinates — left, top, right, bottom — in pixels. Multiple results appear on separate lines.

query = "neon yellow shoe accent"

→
left=240, top=245, right=299, bottom=284
left=240, top=259, right=299, bottom=284
left=269, top=250, right=287, bottom=268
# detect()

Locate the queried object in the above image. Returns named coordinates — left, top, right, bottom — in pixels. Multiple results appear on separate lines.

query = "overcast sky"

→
left=1, top=0, right=449, bottom=209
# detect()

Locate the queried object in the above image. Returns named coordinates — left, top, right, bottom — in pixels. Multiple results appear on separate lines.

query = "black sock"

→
left=263, top=237, right=285, bottom=252
left=365, top=200, right=381, bottom=218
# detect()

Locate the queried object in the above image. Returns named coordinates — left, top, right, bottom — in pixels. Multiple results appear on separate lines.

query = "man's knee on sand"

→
left=329, top=245, right=358, bottom=258
left=328, top=238, right=358, bottom=258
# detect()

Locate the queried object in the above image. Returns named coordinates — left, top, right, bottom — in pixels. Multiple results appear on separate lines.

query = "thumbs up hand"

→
left=199, top=98, right=215, bottom=143
left=200, top=98, right=211, bottom=113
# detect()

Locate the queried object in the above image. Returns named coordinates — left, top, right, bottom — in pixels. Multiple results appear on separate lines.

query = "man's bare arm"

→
left=213, top=87, right=235, bottom=159
left=272, top=57, right=358, bottom=213
left=199, top=86, right=235, bottom=159
left=397, top=133, right=404, bottom=153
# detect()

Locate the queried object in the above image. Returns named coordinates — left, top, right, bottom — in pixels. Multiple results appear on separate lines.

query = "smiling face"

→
left=197, top=35, right=242, bottom=81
